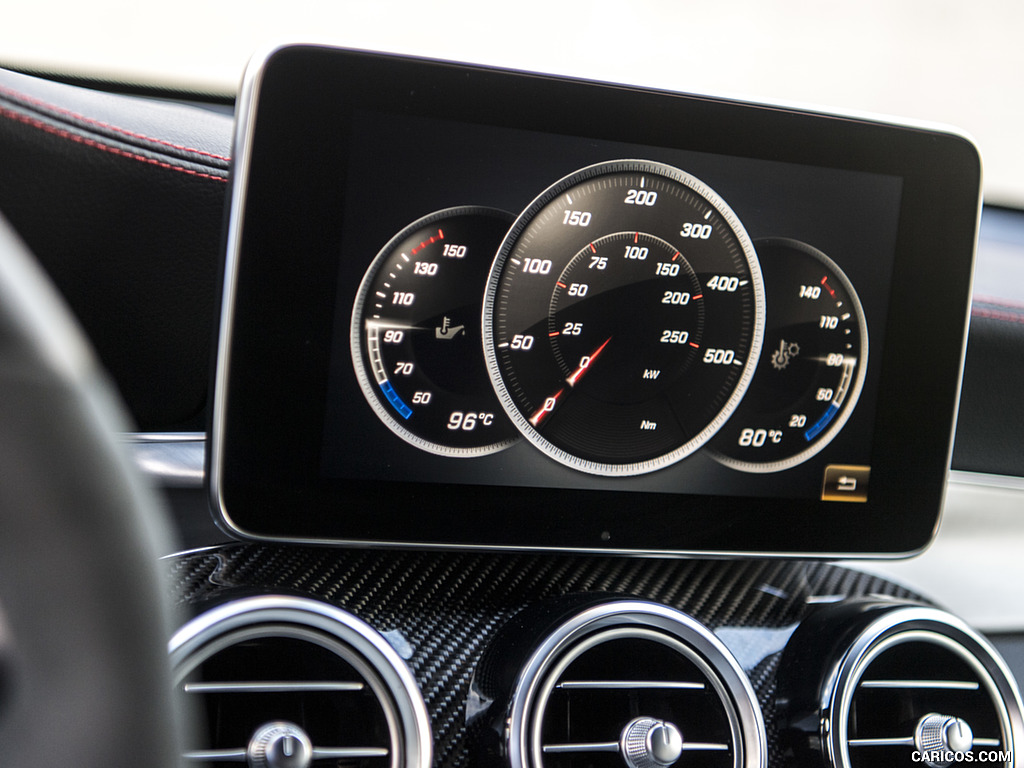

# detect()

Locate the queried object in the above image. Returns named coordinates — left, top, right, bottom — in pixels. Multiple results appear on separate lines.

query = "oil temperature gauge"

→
left=351, top=206, right=519, bottom=456
left=709, top=238, right=868, bottom=472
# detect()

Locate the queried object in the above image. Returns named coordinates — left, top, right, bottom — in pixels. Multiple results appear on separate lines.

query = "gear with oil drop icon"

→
left=770, top=340, right=800, bottom=370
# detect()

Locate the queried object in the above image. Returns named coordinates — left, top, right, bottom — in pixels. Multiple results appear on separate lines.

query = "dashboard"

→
left=1, top=45, right=1023, bottom=768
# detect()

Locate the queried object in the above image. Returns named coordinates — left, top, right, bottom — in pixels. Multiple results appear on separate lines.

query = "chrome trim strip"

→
left=183, top=744, right=392, bottom=763
left=936, top=160, right=985, bottom=558
left=682, top=744, right=730, bottom=751
left=130, top=432, right=205, bottom=443
left=557, top=681, right=705, bottom=690
left=122, top=432, right=205, bottom=488
left=858, top=680, right=979, bottom=691
left=543, top=743, right=619, bottom=754
left=974, top=739, right=1003, bottom=747
left=183, top=681, right=364, bottom=693
left=182, top=749, right=247, bottom=761
left=160, top=543, right=226, bottom=561
left=805, top=595, right=847, bottom=604
left=209, top=42, right=282, bottom=541
left=948, top=469, right=1024, bottom=492
left=847, top=737, right=915, bottom=747
left=313, top=748, right=390, bottom=758
left=543, top=741, right=730, bottom=754
left=169, top=595, right=432, bottom=768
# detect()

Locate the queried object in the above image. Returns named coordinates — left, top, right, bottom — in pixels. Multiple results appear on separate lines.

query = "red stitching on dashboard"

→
left=0, top=83, right=231, bottom=162
left=974, top=294, right=1024, bottom=311
left=0, top=106, right=228, bottom=183
left=971, top=306, right=1024, bottom=326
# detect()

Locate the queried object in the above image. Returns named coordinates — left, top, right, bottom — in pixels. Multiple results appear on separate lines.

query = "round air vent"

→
left=507, top=601, right=766, bottom=768
left=169, top=596, right=431, bottom=768
left=826, top=607, right=1023, bottom=768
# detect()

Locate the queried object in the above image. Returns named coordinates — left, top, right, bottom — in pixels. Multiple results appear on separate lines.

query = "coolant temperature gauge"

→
left=709, top=238, right=868, bottom=472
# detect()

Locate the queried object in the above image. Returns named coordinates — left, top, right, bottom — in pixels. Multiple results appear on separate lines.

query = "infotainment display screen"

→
left=212, top=44, right=981, bottom=556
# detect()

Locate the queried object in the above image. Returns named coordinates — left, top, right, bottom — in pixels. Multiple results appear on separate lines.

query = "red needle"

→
left=530, top=388, right=564, bottom=427
left=529, top=337, right=613, bottom=428
left=567, top=336, right=612, bottom=386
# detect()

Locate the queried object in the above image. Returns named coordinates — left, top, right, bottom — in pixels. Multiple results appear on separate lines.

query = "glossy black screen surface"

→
left=214, top=45, right=980, bottom=555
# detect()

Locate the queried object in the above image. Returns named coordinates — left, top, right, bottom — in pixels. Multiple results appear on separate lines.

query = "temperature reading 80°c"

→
left=738, top=428, right=783, bottom=447
left=708, top=238, right=868, bottom=473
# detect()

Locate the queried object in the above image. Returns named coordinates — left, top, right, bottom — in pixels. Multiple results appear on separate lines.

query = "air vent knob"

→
left=620, top=717, right=685, bottom=768
left=914, top=713, right=974, bottom=767
left=248, top=721, right=313, bottom=768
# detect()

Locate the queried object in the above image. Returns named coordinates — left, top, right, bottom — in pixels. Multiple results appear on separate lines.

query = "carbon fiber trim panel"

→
left=166, top=545, right=925, bottom=768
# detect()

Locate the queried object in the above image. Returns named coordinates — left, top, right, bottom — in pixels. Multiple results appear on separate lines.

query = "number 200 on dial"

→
left=483, top=160, right=765, bottom=476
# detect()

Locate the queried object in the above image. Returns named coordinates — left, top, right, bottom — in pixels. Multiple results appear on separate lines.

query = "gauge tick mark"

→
left=410, top=228, right=444, bottom=255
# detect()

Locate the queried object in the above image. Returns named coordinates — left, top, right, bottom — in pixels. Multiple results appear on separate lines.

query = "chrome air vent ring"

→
left=826, top=606, right=1024, bottom=768
left=169, top=595, right=431, bottom=768
left=507, top=601, right=766, bottom=768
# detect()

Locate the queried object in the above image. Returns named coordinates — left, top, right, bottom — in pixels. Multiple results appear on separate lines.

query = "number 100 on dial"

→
left=483, top=160, right=765, bottom=476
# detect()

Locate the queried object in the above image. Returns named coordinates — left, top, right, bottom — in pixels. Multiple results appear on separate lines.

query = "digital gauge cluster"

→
left=351, top=160, right=865, bottom=478
left=215, top=44, right=980, bottom=555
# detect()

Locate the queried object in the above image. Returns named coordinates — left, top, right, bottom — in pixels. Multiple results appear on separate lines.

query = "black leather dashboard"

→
left=0, top=67, right=229, bottom=431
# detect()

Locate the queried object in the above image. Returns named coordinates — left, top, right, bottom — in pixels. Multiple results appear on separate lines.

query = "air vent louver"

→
left=169, top=596, right=431, bottom=768
left=827, top=607, right=1024, bottom=768
left=508, top=602, right=765, bottom=768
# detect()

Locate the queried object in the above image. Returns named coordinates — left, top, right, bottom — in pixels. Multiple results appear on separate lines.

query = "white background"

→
left=1, top=0, right=1022, bottom=205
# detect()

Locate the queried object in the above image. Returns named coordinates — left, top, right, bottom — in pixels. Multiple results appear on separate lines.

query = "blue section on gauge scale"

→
left=804, top=403, right=839, bottom=441
left=380, top=381, right=413, bottom=420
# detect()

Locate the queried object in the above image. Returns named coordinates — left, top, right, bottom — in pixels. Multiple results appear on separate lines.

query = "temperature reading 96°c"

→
left=447, top=411, right=496, bottom=431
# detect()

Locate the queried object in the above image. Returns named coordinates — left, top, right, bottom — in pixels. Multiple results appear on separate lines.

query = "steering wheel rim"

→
left=0, top=213, right=181, bottom=767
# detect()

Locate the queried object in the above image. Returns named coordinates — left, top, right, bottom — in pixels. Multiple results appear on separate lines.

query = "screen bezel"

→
left=210, top=44, right=981, bottom=556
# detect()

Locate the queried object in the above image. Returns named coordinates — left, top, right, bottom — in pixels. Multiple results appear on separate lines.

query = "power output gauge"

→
left=482, top=160, right=764, bottom=476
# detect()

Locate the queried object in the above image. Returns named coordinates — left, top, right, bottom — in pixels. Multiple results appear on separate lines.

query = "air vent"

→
left=827, top=607, right=1024, bottom=768
left=169, top=596, right=431, bottom=768
left=508, top=601, right=765, bottom=768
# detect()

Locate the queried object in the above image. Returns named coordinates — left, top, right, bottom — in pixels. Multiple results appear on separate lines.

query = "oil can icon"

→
left=435, top=316, right=466, bottom=340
